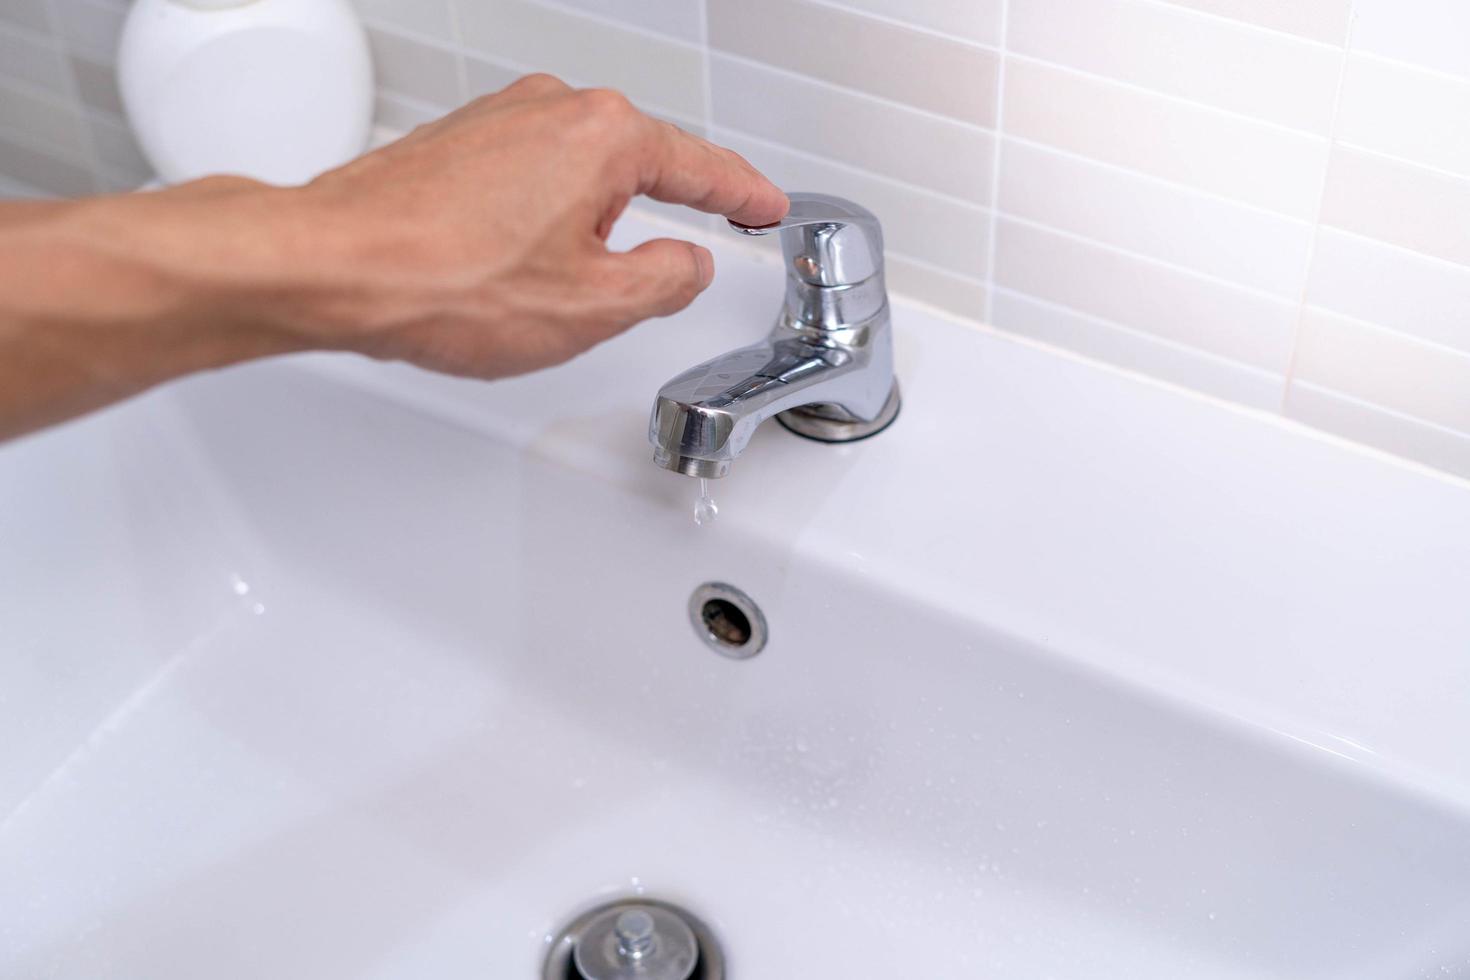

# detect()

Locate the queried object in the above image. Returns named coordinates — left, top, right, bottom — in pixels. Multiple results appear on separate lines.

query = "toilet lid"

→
left=119, top=0, right=374, bottom=186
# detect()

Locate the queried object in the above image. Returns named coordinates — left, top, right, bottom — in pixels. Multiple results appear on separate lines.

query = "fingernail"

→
left=693, top=245, right=714, bottom=288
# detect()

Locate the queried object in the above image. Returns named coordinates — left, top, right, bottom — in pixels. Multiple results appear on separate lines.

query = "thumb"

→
left=601, top=237, right=715, bottom=323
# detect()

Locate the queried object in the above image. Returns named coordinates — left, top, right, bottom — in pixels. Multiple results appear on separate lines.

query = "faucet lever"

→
left=729, top=192, right=883, bottom=287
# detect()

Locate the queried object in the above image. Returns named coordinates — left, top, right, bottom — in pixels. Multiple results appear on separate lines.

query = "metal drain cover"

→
left=544, top=898, right=723, bottom=980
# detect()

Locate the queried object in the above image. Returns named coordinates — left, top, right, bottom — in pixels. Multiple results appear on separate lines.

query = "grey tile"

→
left=0, top=80, right=90, bottom=156
left=88, top=111, right=149, bottom=179
left=0, top=25, right=72, bottom=94
left=708, top=0, right=999, bottom=127
left=547, top=0, right=702, bottom=42
left=463, top=55, right=523, bottom=101
left=0, top=133, right=94, bottom=195
left=50, top=0, right=125, bottom=62
left=455, top=0, right=705, bottom=123
left=350, top=0, right=454, bottom=42
left=374, top=92, right=449, bottom=133
left=67, top=53, right=121, bottom=114
left=368, top=27, right=461, bottom=106
left=0, top=172, right=51, bottom=197
left=0, top=0, right=51, bottom=33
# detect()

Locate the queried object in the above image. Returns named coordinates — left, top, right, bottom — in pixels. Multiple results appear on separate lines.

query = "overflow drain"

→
left=688, top=582, right=767, bottom=659
left=543, top=898, right=725, bottom=980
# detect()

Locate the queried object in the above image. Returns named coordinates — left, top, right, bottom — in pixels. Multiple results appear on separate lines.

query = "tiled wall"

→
left=3, top=0, right=1468, bottom=479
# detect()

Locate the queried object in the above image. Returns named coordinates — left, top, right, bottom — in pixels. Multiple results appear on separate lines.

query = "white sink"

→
left=3, top=213, right=1469, bottom=978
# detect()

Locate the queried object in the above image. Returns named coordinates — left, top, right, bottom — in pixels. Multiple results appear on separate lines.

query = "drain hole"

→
left=544, top=897, right=724, bottom=980
left=701, top=599, right=750, bottom=647
left=688, top=582, right=767, bottom=659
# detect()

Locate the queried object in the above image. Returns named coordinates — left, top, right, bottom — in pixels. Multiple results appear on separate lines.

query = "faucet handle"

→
left=729, top=192, right=883, bottom=288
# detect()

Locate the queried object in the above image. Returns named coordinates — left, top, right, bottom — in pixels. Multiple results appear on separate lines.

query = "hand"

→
left=282, top=73, right=789, bottom=377
left=0, top=74, right=788, bottom=440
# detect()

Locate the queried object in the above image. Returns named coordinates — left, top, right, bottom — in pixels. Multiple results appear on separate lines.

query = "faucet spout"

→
left=648, top=193, right=901, bottom=478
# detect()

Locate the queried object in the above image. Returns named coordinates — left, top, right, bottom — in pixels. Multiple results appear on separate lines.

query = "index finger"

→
left=632, top=117, right=790, bottom=227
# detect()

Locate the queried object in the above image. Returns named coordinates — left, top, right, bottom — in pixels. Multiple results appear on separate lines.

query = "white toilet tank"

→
left=117, top=0, right=374, bottom=186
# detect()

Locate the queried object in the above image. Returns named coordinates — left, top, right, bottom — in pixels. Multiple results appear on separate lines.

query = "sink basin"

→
left=3, top=213, right=1469, bottom=978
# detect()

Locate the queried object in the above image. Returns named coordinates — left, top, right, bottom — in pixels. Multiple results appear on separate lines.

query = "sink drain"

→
left=688, top=582, right=767, bottom=659
left=543, top=897, right=724, bottom=980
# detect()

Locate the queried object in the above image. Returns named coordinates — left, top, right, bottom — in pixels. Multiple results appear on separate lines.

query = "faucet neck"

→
left=781, top=271, right=887, bottom=332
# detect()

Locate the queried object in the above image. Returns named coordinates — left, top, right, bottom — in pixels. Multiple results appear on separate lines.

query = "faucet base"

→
left=776, top=381, right=901, bottom=444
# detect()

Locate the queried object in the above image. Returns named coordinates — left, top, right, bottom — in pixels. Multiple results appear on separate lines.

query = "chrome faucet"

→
left=649, top=192, right=900, bottom=478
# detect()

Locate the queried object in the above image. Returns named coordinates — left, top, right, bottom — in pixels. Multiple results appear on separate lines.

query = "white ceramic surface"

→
left=2, top=213, right=1469, bottom=977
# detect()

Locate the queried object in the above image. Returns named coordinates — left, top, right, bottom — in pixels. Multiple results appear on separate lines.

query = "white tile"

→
left=349, top=0, right=454, bottom=42
left=993, top=217, right=1298, bottom=371
left=547, top=0, right=702, bottom=42
left=0, top=80, right=89, bottom=157
left=1338, top=54, right=1470, bottom=180
left=711, top=126, right=991, bottom=280
left=1009, top=0, right=1341, bottom=133
left=1306, top=227, right=1470, bottom=355
left=1320, top=145, right=1470, bottom=268
left=454, top=0, right=705, bottom=123
left=992, top=287, right=1286, bottom=408
left=1002, top=57, right=1330, bottom=218
left=1159, top=0, right=1350, bottom=44
left=708, top=0, right=999, bottom=127
left=997, top=138, right=1313, bottom=298
left=1351, top=0, right=1470, bottom=80
left=709, top=54, right=994, bottom=206
left=886, top=257, right=988, bottom=322
left=366, top=27, right=461, bottom=107
left=1286, top=381, right=1470, bottom=480
left=1292, top=306, right=1470, bottom=434
left=826, top=0, right=1004, bottom=47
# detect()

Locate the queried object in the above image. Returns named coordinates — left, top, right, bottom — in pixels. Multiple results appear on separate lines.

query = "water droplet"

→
left=693, top=477, right=719, bottom=526
left=230, top=575, right=250, bottom=596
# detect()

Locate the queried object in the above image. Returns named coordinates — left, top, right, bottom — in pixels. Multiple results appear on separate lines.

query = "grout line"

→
left=1279, top=6, right=1356, bottom=414
left=1292, top=378, right=1470, bottom=444
left=991, top=283, right=1285, bottom=380
left=1334, top=139, right=1470, bottom=185
left=444, top=0, right=470, bottom=105
left=1006, top=51, right=1335, bottom=143
left=1002, top=132, right=1316, bottom=226
left=697, top=0, right=713, bottom=136
left=994, top=211, right=1301, bottom=307
left=717, top=122, right=1310, bottom=306
left=1135, top=0, right=1346, bottom=51
left=709, top=48, right=1326, bottom=226
left=1320, top=222, right=1470, bottom=275
left=981, top=0, right=1010, bottom=323
left=706, top=48, right=1000, bottom=136
left=1301, top=301, right=1470, bottom=362
left=1352, top=48, right=1470, bottom=88
left=799, top=0, right=1001, bottom=53
left=514, top=0, right=703, bottom=52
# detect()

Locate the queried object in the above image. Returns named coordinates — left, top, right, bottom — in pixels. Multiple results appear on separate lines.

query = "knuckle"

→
left=511, top=71, right=567, bottom=95
left=577, top=87, right=638, bottom=124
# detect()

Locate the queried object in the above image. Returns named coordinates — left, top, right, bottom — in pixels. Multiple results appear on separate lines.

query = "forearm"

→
left=0, top=178, right=318, bottom=441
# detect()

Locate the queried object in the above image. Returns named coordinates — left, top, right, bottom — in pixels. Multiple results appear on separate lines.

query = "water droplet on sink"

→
left=693, top=477, right=719, bottom=526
